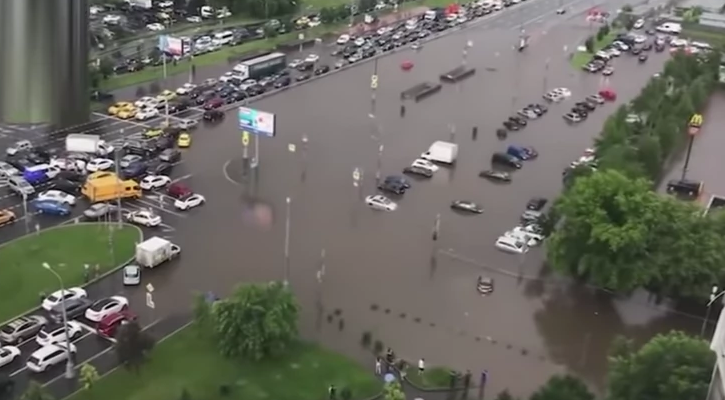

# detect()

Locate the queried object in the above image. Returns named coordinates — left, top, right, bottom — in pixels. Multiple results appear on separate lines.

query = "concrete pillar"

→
left=0, top=0, right=90, bottom=129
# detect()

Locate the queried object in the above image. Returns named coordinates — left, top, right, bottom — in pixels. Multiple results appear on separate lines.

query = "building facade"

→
left=0, top=0, right=89, bottom=129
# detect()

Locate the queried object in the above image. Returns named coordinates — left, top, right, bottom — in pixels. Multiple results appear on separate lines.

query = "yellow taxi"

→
left=108, top=102, right=133, bottom=116
left=116, top=106, right=138, bottom=119
left=144, top=128, right=164, bottom=138
left=177, top=133, right=191, bottom=148
left=156, top=90, right=177, bottom=102
left=0, top=209, right=16, bottom=226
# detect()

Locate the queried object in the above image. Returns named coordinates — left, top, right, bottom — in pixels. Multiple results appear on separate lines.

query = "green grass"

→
left=570, top=32, right=618, bottom=69
left=406, top=366, right=455, bottom=389
left=69, top=327, right=381, bottom=400
left=682, top=27, right=725, bottom=47
left=0, top=224, right=140, bottom=323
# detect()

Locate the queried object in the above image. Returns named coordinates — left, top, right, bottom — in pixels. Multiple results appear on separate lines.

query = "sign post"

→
left=238, top=107, right=277, bottom=170
left=242, top=130, right=250, bottom=171
left=146, top=283, right=155, bottom=322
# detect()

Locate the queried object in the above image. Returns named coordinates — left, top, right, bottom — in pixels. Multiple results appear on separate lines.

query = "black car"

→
left=508, top=116, right=527, bottom=127
left=451, top=200, right=483, bottom=214
left=51, top=178, right=83, bottom=194
left=526, top=103, right=547, bottom=115
left=502, top=121, right=520, bottom=131
left=146, top=161, right=173, bottom=176
left=226, top=91, right=247, bottom=104
left=26, top=151, right=49, bottom=164
left=121, top=162, right=148, bottom=179
left=383, top=175, right=411, bottom=189
left=124, top=143, right=156, bottom=157
left=526, top=197, right=548, bottom=211
left=572, top=107, right=588, bottom=118
left=274, top=77, right=291, bottom=88
left=638, top=54, right=648, bottom=63
left=7, top=157, right=33, bottom=171
left=154, top=135, right=175, bottom=150
left=203, top=109, right=224, bottom=123
left=491, top=152, right=522, bottom=169
left=479, top=170, right=511, bottom=182
left=158, top=148, right=181, bottom=163
left=574, top=101, right=595, bottom=111
left=296, top=74, right=311, bottom=82
left=655, top=43, right=665, bottom=52
left=218, top=86, right=236, bottom=98
left=297, top=61, right=314, bottom=71
left=377, top=179, right=406, bottom=195
left=247, top=85, right=265, bottom=96
left=314, top=65, right=330, bottom=75
left=666, top=179, right=702, bottom=198
left=195, top=91, right=216, bottom=105
left=642, top=43, right=653, bottom=51
left=402, top=166, right=433, bottom=178
left=48, top=297, right=92, bottom=323
left=56, top=170, right=85, bottom=182
left=631, top=47, right=642, bottom=55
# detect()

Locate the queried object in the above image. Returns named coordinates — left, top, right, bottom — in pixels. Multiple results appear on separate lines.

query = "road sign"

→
left=146, top=283, right=155, bottom=293
left=146, top=292, right=155, bottom=309
left=353, top=168, right=361, bottom=181
left=288, top=143, right=296, bottom=153
left=298, top=33, right=305, bottom=40
left=242, top=131, right=250, bottom=146
left=370, top=74, right=378, bottom=89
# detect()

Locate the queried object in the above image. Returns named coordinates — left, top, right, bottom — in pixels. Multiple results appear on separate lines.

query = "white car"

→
left=49, top=157, right=85, bottom=171
left=174, top=193, right=206, bottom=210
left=551, top=87, right=571, bottom=98
left=86, top=158, right=114, bottom=172
left=26, top=342, right=77, bottom=373
left=119, top=154, right=143, bottom=168
left=633, top=18, right=644, bottom=29
left=136, top=107, right=159, bottom=121
left=563, top=112, right=582, bottom=123
left=147, top=23, right=165, bottom=31
left=219, top=72, right=235, bottom=82
left=37, top=190, right=76, bottom=206
left=134, top=96, right=155, bottom=108
left=178, top=119, right=198, bottom=130
left=186, top=15, right=202, bottom=23
left=304, top=54, right=320, bottom=63
left=517, top=109, right=538, bottom=119
left=125, top=210, right=162, bottom=227
left=176, top=83, right=197, bottom=95
left=365, top=194, right=397, bottom=211
left=354, top=37, right=366, bottom=47
left=288, top=59, right=303, bottom=68
left=494, top=236, right=529, bottom=254
left=239, top=79, right=257, bottom=91
left=586, top=94, right=605, bottom=104
left=84, top=296, right=129, bottom=322
left=102, top=14, right=121, bottom=24
left=411, top=158, right=439, bottom=173
left=36, top=322, right=83, bottom=346
left=140, top=175, right=171, bottom=190
left=0, top=346, right=20, bottom=368
left=6, top=140, right=32, bottom=156
left=0, top=161, right=20, bottom=177
left=337, top=34, right=350, bottom=45
left=505, top=226, right=543, bottom=246
left=42, top=288, right=87, bottom=311
left=543, top=92, right=564, bottom=102
left=123, top=265, right=141, bottom=286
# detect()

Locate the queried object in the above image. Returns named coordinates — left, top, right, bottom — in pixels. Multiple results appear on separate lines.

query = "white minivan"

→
left=657, top=22, right=681, bottom=34
left=26, top=342, right=77, bottom=373
left=213, top=31, right=234, bottom=46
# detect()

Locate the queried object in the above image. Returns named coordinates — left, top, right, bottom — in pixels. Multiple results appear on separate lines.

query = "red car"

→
left=598, top=89, right=616, bottom=101
left=203, top=97, right=223, bottom=110
left=167, top=182, right=192, bottom=199
left=97, top=310, right=136, bottom=338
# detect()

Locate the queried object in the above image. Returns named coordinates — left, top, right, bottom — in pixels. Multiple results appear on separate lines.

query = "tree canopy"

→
left=530, top=375, right=593, bottom=400
left=207, top=0, right=298, bottom=18
left=116, top=320, right=156, bottom=372
left=197, top=281, right=299, bottom=360
left=547, top=50, right=725, bottom=297
left=607, top=331, right=714, bottom=400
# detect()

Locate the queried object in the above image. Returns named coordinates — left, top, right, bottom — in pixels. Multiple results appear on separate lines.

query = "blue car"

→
left=33, top=200, right=72, bottom=216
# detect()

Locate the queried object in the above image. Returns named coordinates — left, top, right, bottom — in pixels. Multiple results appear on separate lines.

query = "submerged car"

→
left=451, top=200, right=483, bottom=214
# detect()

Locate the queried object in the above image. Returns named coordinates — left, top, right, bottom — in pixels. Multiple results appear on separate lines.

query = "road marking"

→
left=132, top=198, right=187, bottom=218
left=170, top=173, right=193, bottom=184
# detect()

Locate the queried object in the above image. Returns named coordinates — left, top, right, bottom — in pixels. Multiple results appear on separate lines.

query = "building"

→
left=0, top=0, right=90, bottom=130
left=709, top=307, right=725, bottom=400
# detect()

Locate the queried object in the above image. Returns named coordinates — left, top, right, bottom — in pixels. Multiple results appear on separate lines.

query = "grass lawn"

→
left=406, top=366, right=455, bottom=389
left=70, top=327, right=381, bottom=400
left=570, top=32, right=618, bottom=69
left=0, top=224, right=140, bottom=323
left=682, top=28, right=725, bottom=47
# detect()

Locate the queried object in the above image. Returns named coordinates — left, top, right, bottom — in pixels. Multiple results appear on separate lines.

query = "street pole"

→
left=283, top=197, right=291, bottom=286
left=543, top=58, right=550, bottom=94
left=42, top=263, right=74, bottom=379
left=301, top=135, right=308, bottom=182
left=114, top=149, right=123, bottom=228
left=681, top=134, right=696, bottom=181
left=22, top=193, right=29, bottom=234
left=370, top=58, right=381, bottom=184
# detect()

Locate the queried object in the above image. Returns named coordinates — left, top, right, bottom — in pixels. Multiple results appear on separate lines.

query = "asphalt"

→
left=1, top=0, right=699, bottom=398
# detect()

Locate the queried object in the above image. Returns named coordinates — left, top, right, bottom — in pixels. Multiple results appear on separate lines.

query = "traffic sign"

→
left=242, top=131, right=250, bottom=146
left=353, top=168, right=361, bottom=181
left=146, top=292, right=155, bottom=309
left=298, top=33, right=305, bottom=40
left=146, top=283, right=155, bottom=293
left=370, top=74, right=379, bottom=89
left=288, top=143, right=296, bottom=153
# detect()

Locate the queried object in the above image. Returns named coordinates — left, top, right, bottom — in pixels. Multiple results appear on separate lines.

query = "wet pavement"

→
left=0, top=0, right=701, bottom=398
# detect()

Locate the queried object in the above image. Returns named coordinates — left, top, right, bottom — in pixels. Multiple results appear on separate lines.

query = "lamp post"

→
left=41, top=262, right=74, bottom=379
left=283, top=197, right=291, bottom=286
left=701, top=285, right=725, bottom=337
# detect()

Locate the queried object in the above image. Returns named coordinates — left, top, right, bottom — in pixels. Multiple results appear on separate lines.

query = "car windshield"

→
left=47, top=294, right=60, bottom=303
left=1, top=325, right=15, bottom=334
left=28, top=356, right=41, bottom=365
left=125, top=268, right=139, bottom=277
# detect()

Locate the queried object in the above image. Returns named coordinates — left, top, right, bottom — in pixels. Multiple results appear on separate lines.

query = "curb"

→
left=0, top=223, right=143, bottom=328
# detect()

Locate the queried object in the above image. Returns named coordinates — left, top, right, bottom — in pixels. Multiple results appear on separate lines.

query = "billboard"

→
left=158, top=35, right=184, bottom=56
left=238, top=107, right=276, bottom=138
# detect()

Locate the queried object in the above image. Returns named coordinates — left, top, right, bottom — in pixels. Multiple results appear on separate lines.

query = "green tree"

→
left=358, top=0, right=377, bottom=12
left=263, top=24, right=279, bottom=38
left=383, top=381, right=406, bottom=400
left=622, top=3, right=633, bottom=11
left=20, top=382, right=53, bottom=400
left=79, top=363, right=100, bottom=391
left=98, top=58, right=114, bottom=79
left=584, top=37, right=594, bottom=53
left=0, top=374, right=14, bottom=400
left=530, top=375, right=593, bottom=400
left=547, top=169, right=661, bottom=291
left=608, top=331, right=713, bottom=400
left=116, top=320, right=156, bottom=372
left=320, top=7, right=337, bottom=23
left=210, top=282, right=298, bottom=360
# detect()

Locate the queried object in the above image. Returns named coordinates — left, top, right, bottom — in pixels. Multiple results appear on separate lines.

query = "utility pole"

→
left=114, top=147, right=123, bottom=228
left=370, top=58, right=383, bottom=184
left=283, top=197, right=291, bottom=286
left=542, top=58, right=550, bottom=94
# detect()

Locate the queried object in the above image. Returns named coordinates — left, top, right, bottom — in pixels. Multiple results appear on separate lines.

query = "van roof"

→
left=32, top=343, right=64, bottom=358
left=25, top=164, right=50, bottom=172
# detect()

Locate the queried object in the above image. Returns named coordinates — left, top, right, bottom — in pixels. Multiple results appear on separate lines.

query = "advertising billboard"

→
left=238, top=107, right=276, bottom=138
left=158, top=35, right=184, bottom=56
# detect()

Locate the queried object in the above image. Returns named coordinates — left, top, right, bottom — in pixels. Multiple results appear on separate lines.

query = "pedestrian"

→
left=472, top=126, right=478, bottom=140
left=375, top=357, right=382, bottom=375
left=94, top=263, right=100, bottom=278
left=328, top=384, right=337, bottom=400
left=449, top=369, right=458, bottom=388
left=83, top=264, right=90, bottom=283
left=386, top=347, right=395, bottom=364
left=463, top=369, right=472, bottom=389
left=418, top=358, right=425, bottom=375
left=400, top=104, right=406, bottom=117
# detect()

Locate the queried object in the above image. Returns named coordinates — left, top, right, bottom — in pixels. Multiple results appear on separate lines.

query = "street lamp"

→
left=41, top=262, right=75, bottom=379
left=283, top=197, right=291, bottom=286
left=701, top=285, right=725, bottom=337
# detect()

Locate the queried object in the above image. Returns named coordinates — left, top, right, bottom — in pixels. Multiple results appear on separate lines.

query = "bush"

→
left=584, top=37, right=595, bottom=53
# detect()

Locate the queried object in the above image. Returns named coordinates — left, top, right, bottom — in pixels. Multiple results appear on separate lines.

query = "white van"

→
left=421, top=141, right=458, bottom=164
left=26, top=343, right=77, bottom=373
left=213, top=31, right=234, bottom=46
left=200, top=6, right=215, bottom=18
left=657, top=22, right=681, bottom=34
left=424, top=10, right=437, bottom=20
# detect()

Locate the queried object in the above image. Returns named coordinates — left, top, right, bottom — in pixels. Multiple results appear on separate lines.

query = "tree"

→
left=495, top=390, right=518, bottom=400
left=263, top=24, right=279, bottom=38
left=584, top=37, right=594, bottom=53
left=530, top=375, right=593, bottom=400
left=320, top=7, right=337, bottom=23
left=192, top=292, right=213, bottom=333
left=116, top=320, right=156, bottom=372
left=210, top=282, right=298, bottom=360
left=622, top=3, right=633, bottom=11
left=607, top=331, right=714, bottom=400
left=358, top=0, right=377, bottom=12
left=547, top=170, right=663, bottom=291
left=98, top=58, right=114, bottom=79
left=20, top=382, right=53, bottom=400
left=383, top=381, right=406, bottom=400
left=79, top=363, right=100, bottom=391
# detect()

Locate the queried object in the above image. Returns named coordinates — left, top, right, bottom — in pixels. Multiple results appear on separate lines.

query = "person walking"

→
left=418, top=358, right=425, bottom=375
left=375, top=357, right=382, bottom=375
left=328, top=384, right=337, bottom=400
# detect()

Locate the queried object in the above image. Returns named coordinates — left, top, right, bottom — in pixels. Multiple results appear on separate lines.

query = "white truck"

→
left=65, top=134, right=115, bottom=156
left=135, top=237, right=181, bottom=268
left=421, top=141, right=458, bottom=164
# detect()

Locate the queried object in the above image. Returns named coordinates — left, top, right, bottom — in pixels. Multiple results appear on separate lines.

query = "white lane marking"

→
left=170, top=173, right=193, bottom=184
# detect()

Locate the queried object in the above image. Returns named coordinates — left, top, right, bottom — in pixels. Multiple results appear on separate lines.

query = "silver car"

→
left=0, top=315, right=47, bottom=344
left=84, top=203, right=118, bottom=219
left=119, top=154, right=143, bottom=168
left=123, top=265, right=141, bottom=286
